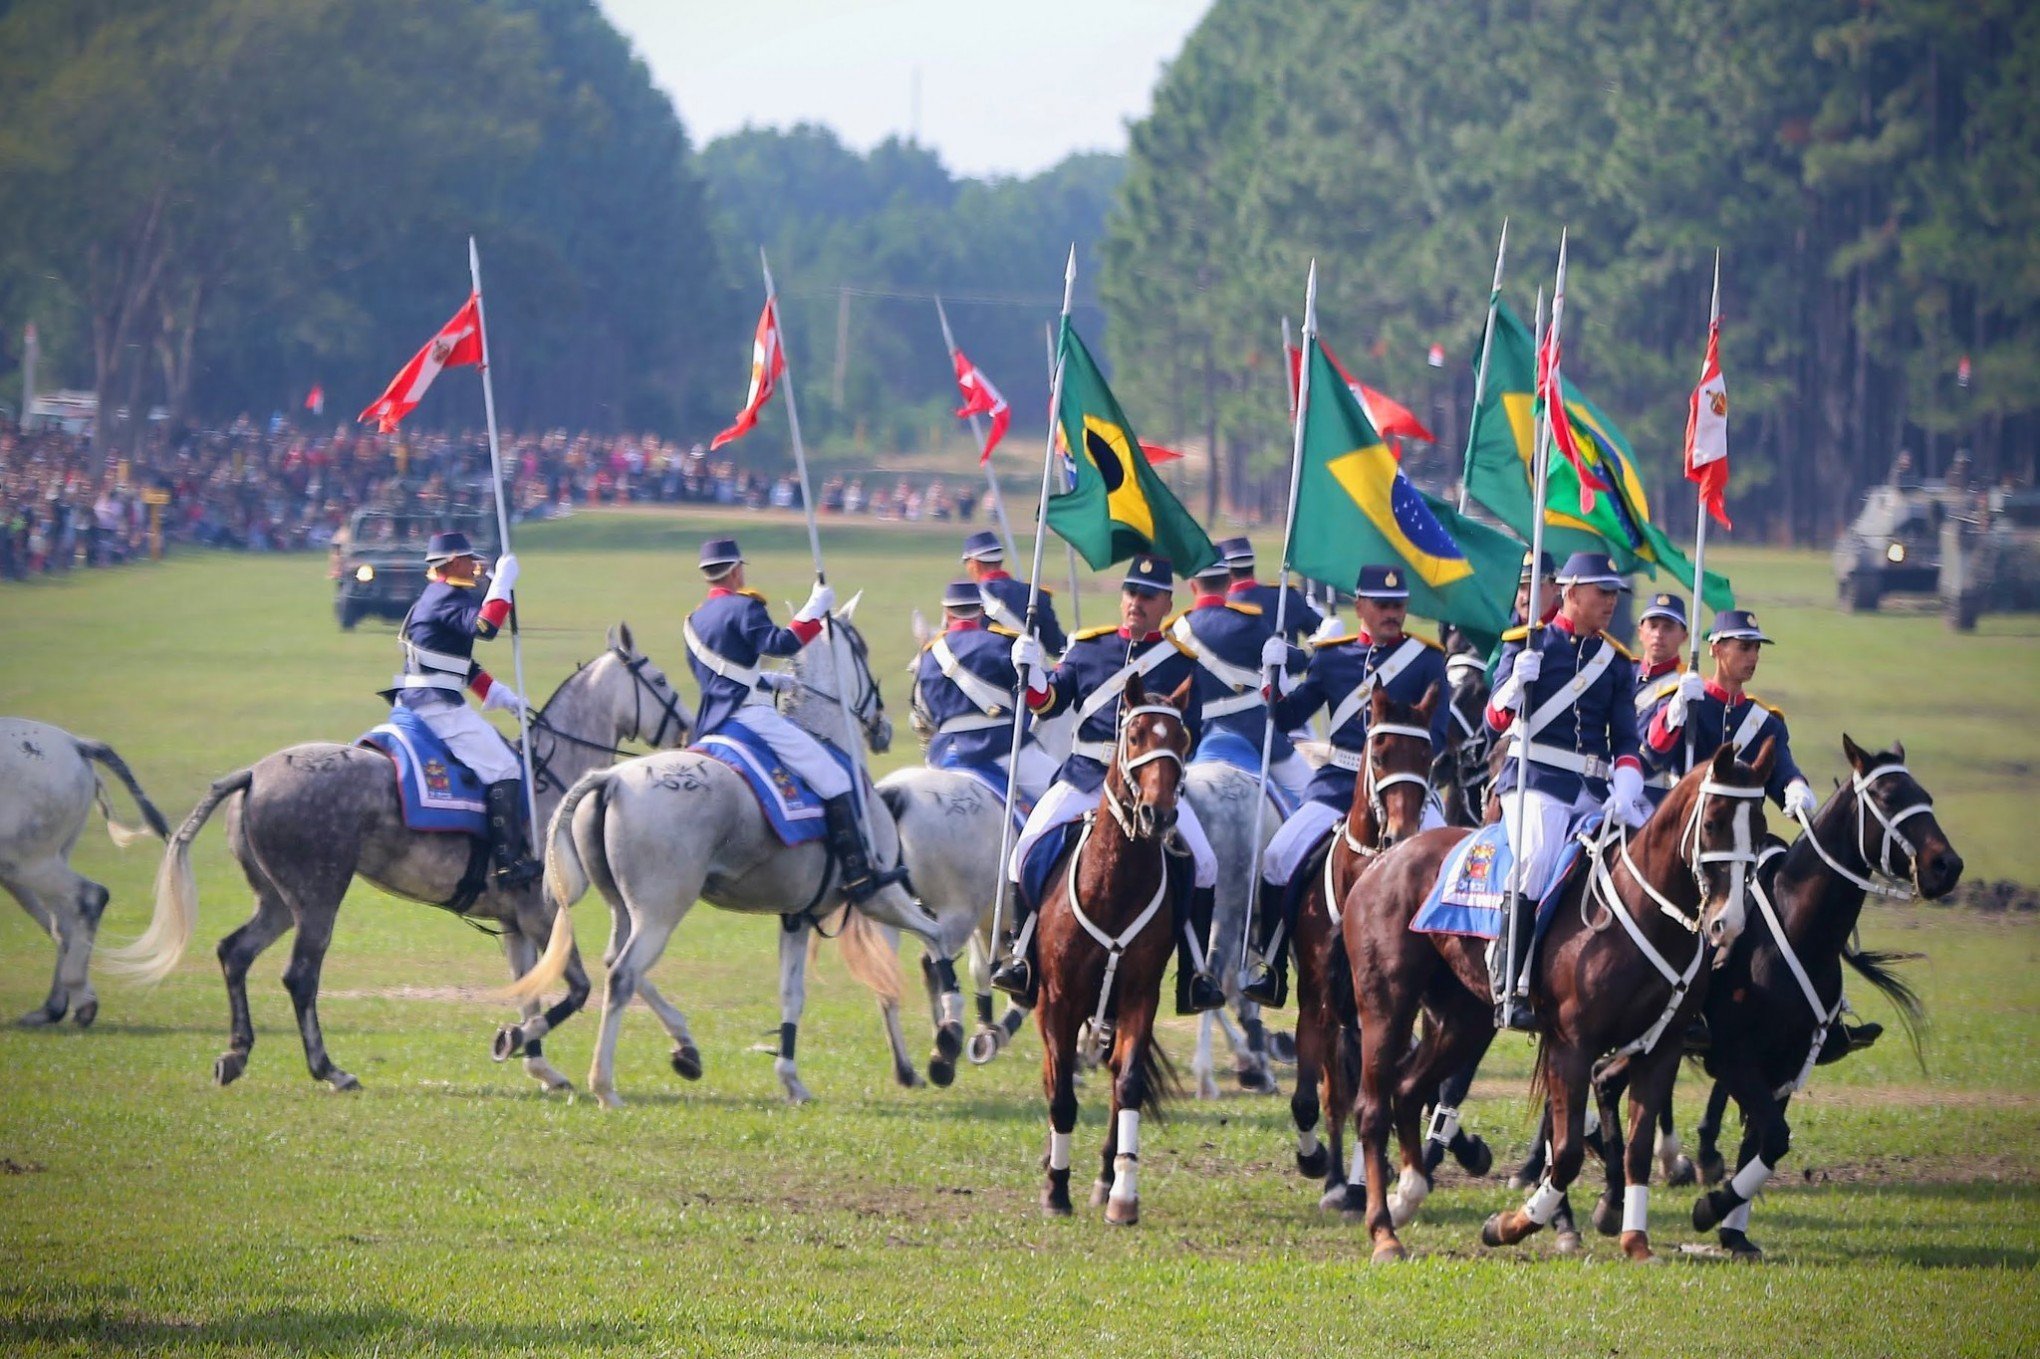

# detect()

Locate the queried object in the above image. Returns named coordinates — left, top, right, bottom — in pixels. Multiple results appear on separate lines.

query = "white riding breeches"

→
left=729, top=707, right=851, bottom=799
left=1001, top=744, right=1058, bottom=806
left=1263, top=792, right=1447, bottom=886
left=417, top=701, right=522, bottom=784
left=1009, top=777, right=1216, bottom=889
left=1269, top=750, right=1314, bottom=803
left=1500, top=785, right=1597, bottom=900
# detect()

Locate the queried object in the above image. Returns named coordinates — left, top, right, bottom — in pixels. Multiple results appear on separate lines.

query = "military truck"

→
left=1832, top=481, right=1955, bottom=612
left=332, top=502, right=499, bottom=630
left=1939, top=487, right=2040, bottom=630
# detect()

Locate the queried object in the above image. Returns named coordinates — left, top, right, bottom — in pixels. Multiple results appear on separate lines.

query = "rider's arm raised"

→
left=743, top=594, right=822, bottom=656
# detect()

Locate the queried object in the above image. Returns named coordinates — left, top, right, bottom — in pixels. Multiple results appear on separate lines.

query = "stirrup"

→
left=1241, top=958, right=1286, bottom=1009
left=1180, top=970, right=1226, bottom=1016
left=991, top=954, right=1032, bottom=998
left=1495, top=996, right=1539, bottom=1033
left=493, top=858, right=543, bottom=888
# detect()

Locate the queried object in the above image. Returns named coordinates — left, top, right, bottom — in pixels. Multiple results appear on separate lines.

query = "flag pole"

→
left=762, top=248, right=873, bottom=838
left=467, top=238, right=539, bottom=846
left=1457, top=218, right=1509, bottom=515
left=936, top=295, right=1017, bottom=560
left=1685, top=251, right=1721, bottom=772
left=1501, top=238, right=1559, bottom=1016
left=989, top=246, right=1078, bottom=963
left=1239, top=263, right=1317, bottom=976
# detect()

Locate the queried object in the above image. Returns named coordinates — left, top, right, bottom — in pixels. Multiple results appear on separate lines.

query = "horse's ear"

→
left=1416, top=682, right=1440, bottom=720
left=840, top=589, right=864, bottom=621
left=1123, top=671, right=1147, bottom=707
left=1893, top=738, right=1905, bottom=762
left=606, top=623, right=622, bottom=651
left=1710, top=743, right=1737, bottom=781
left=1370, top=687, right=1392, bottom=722
left=616, top=621, right=635, bottom=654
left=1747, top=735, right=1777, bottom=782
left=1167, top=674, right=1194, bottom=713
left=911, top=608, right=932, bottom=647
left=1841, top=733, right=1868, bottom=772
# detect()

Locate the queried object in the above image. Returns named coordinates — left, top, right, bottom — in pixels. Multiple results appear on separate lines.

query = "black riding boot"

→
left=822, top=793, right=908, bottom=905
left=990, top=893, right=1035, bottom=999
left=1175, top=882, right=1226, bottom=1016
left=1240, top=877, right=1292, bottom=1008
left=1818, top=1019, right=1883, bottom=1065
left=1495, top=892, right=1539, bottom=1032
left=484, top=781, right=543, bottom=888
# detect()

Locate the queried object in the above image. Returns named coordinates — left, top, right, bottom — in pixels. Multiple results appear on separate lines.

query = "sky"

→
left=596, top=0, right=1212, bottom=180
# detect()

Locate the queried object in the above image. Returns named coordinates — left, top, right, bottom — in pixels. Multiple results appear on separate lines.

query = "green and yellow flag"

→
left=1291, top=335, right=1515, bottom=650
left=1465, top=300, right=1733, bottom=610
left=1046, top=318, right=1216, bottom=575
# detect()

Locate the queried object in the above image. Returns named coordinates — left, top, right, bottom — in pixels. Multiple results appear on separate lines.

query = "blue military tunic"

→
left=1272, top=631, right=1450, bottom=808
left=1631, top=657, right=1687, bottom=805
left=1230, top=579, right=1323, bottom=644
left=684, top=587, right=810, bottom=737
left=1170, top=597, right=1290, bottom=754
left=1641, top=681, right=1806, bottom=806
left=913, top=621, right=1027, bottom=768
left=1487, top=620, right=1640, bottom=803
left=394, top=580, right=499, bottom=710
left=976, top=571, right=1067, bottom=654
left=1028, top=624, right=1203, bottom=794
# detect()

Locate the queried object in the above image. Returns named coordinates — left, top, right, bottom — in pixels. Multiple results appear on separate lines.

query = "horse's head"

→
left=1361, top=685, right=1438, bottom=851
left=1108, top=672, right=1191, bottom=842
left=781, top=592, right=892, bottom=754
left=1839, top=734, right=1963, bottom=898
left=1675, top=741, right=1775, bottom=951
left=557, top=623, right=691, bottom=750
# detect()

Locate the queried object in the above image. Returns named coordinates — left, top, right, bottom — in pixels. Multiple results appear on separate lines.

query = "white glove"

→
left=484, top=553, right=518, bottom=604
left=1311, top=615, right=1344, bottom=644
left=793, top=581, right=836, bottom=623
left=1260, top=635, right=1289, bottom=669
left=481, top=682, right=525, bottom=714
left=1608, top=763, right=1649, bottom=828
left=1514, top=651, right=1543, bottom=686
left=1665, top=671, right=1705, bottom=729
left=755, top=670, right=788, bottom=693
left=1783, top=779, right=1817, bottom=820
left=1011, top=634, right=1046, bottom=692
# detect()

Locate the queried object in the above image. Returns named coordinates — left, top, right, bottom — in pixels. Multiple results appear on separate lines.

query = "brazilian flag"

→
left=1465, top=300, right=1733, bottom=610
left=1290, top=335, right=1515, bottom=650
left=1046, top=319, right=1216, bottom=575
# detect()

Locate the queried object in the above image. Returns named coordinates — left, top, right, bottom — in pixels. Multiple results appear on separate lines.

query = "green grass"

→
left=0, top=513, right=2036, bottom=1356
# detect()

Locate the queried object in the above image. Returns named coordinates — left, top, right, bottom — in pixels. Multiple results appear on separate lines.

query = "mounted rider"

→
left=962, top=530, right=1067, bottom=654
left=1485, top=550, right=1651, bottom=1031
left=911, top=578, right=1055, bottom=806
left=683, top=537, right=905, bottom=905
left=388, top=531, right=541, bottom=888
left=994, top=556, right=1225, bottom=1014
left=1631, top=591, right=1692, bottom=808
left=1171, top=557, right=1313, bottom=804
left=1215, top=536, right=1324, bottom=644
left=1240, top=563, right=1450, bottom=1006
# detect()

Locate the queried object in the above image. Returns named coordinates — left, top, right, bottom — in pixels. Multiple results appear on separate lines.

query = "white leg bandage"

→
left=1730, top=1157, right=1774, bottom=1202
left=1112, top=1109, right=1140, bottom=1202
left=1297, top=1128, right=1321, bottom=1159
left=1389, top=1166, right=1430, bottom=1226
left=1524, top=1179, right=1566, bottom=1226
left=1426, top=1105, right=1461, bottom=1147
left=1723, top=1200, right=1753, bottom=1233
left=1622, top=1183, right=1650, bottom=1234
left=1349, top=1140, right=1368, bottom=1186
left=1048, top=1130, right=1071, bottom=1172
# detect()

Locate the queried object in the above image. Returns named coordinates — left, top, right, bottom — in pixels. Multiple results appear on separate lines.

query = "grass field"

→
left=1, top=510, right=2036, bottom=1356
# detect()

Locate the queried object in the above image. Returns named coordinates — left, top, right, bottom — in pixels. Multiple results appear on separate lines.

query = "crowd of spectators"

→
left=0, top=418, right=994, bottom=581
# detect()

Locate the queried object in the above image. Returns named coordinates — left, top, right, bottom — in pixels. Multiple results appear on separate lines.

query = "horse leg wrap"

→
left=940, top=990, right=965, bottom=1028
left=1729, top=1157, right=1773, bottom=1203
left=1048, top=1130, right=1072, bottom=1172
left=933, top=956, right=959, bottom=994
left=1111, top=1110, right=1140, bottom=1202
left=778, top=1022, right=797, bottom=1062
left=1656, top=1127, right=1681, bottom=1161
left=1723, top=1200, right=1753, bottom=1233
left=1297, top=1128, right=1322, bottom=1159
left=1349, top=1140, right=1368, bottom=1187
left=975, top=993, right=995, bottom=1026
left=1623, top=1184, right=1650, bottom=1235
left=1426, top=1105, right=1462, bottom=1150
left=1524, top=1179, right=1566, bottom=1226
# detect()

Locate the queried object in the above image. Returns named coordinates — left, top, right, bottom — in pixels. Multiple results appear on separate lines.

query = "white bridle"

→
left=1325, top=719, right=1435, bottom=927
left=1791, top=762, right=1934, bottom=900
left=1100, top=703, right=1189, bottom=841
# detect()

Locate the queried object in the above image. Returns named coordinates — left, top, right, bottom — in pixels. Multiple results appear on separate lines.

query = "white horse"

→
left=507, top=602, right=954, bottom=1107
left=0, top=719, right=169, bottom=1027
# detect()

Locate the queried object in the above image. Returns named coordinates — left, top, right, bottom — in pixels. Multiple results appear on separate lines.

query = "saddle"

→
left=689, top=718, right=855, bottom=848
left=357, top=707, right=492, bottom=837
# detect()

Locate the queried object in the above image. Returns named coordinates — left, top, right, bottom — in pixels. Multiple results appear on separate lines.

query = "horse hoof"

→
left=1665, top=1153, right=1698, bottom=1188
left=1267, top=1030, right=1297, bottom=1065
left=214, top=1051, right=248, bottom=1086
left=967, top=1030, right=1001, bottom=1065
left=1699, top=1150, right=1727, bottom=1186
left=934, top=1023, right=963, bottom=1064
left=1592, top=1194, right=1622, bottom=1238
left=1104, top=1196, right=1139, bottom=1226
left=927, top=1056, right=955, bottom=1088
left=783, top=1081, right=814, bottom=1105
left=71, top=1000, right=98, bottom=1029
left=1720, top=1229, right=1764, bottom=1261
left=1480, top=1212, right=1509, bottom=1248
left=1317, top=1183, right=1352, bottom=1213
left=1296, top=1145, right=1331, bottom=1180
left=1620, top=1231, right=1658, bottom=1263
left=1554, top=1229, right=1584, bottom=1255
left=1041, top=1188, right=1073, bottom=1217
left=17, top=1005, right=62, bottom=1029
left=1456, top=1135, right=1494, bottom=1178
left=893, top=1062, right=925, bottom=1089
left=1370, top=1237, right=1407, bottom=1264
left=1090, top=1179, right=1111, bottom=1208
left=669, top=1043, right=703, bottom=1081
left=592, top=1088, right=625, bottom=1111
left=1233, top=1064, right=1278, bottom=1095
left=1195, top=1073, right=1220, bottom=1101
left=328, top=1072, right=361, bottom=1093
left=1692, top=1191, right=1727, bottom=1232
left=492, top=1025, right=524, bottom=1062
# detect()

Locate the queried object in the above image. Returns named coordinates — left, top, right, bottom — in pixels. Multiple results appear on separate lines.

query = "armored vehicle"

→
left=332, top=502, right=499, bottom=630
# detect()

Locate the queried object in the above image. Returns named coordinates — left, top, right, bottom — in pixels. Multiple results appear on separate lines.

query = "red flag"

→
left=711, top=299, right=786, bottom=450
left=357, top=295, right=483, bottom=434
left=1683, top=319, right=1731, bottom=528
left=1283, top=341, right=1435, bottom=444
left=304, top=383, right=325, bottom=416
left=1536, top=327, right=1609, bottom=513
left=1138, top=440, right=1185, bottom=464
left=951, top=348, right=1011, bottom=464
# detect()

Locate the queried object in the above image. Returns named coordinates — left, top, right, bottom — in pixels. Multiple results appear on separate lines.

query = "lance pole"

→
left=1239, top=263, right=1317, bottom=975
left=467, top=238, right=539, bottom=844
left=1686, top=250, right=1722, bottom=771
left=936, top=295, right=1017, bottom=560
left=1458, top=218, right=1509, bottom=515
left=988, top=246, right=1079, bottom=959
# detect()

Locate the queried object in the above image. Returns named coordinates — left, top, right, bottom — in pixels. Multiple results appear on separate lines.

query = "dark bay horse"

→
left=1035, top=673, right=1192, bottom=1226
left=1343, top=742, right=1775, bottom=1262
left=1433, top=652, right=1494, bottom=830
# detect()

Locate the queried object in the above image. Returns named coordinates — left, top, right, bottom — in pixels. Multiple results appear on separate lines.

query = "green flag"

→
left=1291, top=335, right=1513, bottom=645
left=1465, top=300, right=1733, bottom=610
left=1046, top=318, right=1216, bottom=575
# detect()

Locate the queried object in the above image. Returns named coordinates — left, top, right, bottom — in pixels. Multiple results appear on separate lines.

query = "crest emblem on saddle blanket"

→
left=422, top=758, right=452, bottom=798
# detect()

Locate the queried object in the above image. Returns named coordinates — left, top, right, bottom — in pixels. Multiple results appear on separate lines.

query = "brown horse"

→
left=1034, top=673, right=1192, bottom=1226
left=1285, top=688, right=1442, bottom=1210
left=1343, top=741, right=1776, bottom=1262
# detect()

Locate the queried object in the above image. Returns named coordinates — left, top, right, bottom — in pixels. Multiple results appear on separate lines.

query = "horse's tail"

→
left=75, top=738, right=171, bottom=847
left=828, top=906, right=904, bottom=1004
left=101, top=767, right=251, bottom=983
left=503, top=770, right=609, bottom=1002
left=1843, top=943, right=1928, bottom=1071
left=1133, top=1030, right=1181, bottom=1121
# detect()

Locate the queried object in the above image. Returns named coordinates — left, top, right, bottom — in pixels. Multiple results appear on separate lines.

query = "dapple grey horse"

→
left=0, top=719, right=169, bottom=1027
left=103, top=625, right=689, bottom=1092
left=507, top=604, right=955, bottom=1108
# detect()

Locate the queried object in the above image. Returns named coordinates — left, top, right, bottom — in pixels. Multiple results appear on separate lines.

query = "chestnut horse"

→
left=1034, top=673, right=1192, bottom=1226
left=1343, top=741, right=1775, bottom=1262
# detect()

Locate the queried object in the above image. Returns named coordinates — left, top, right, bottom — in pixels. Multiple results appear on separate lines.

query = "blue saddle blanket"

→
left=1192, top=728, right=1300, bottom=819
left=1017, top=819, right=1085, bottom=917
left=933, top=750, right=1034, bottom=831
left=692, top=720, right=857, bottom=847
left=1411, top=814, right=1603, bottom=940
left=357, top=707, right=491, bottom=836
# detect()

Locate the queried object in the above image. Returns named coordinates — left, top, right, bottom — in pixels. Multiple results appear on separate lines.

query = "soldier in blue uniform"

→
left=1216, top=535, right=1324, bottom=644
left=961, top=530, right=1066, bottom=654
left=1631, top=592, right=1691, bottom=807
left=1240, top=563, right=1451, bottom=1005
left=995, top=556, right=1225, bottom=1013
left=1485, top=550, right=1650, bottom=1030
left=1172, top=559, right=1313, bottom=803
left=911, top=579, right=1055, bottom=804
left=390, top=531, right=539, bottom=886
left=1640, top=609, right=1816, bottom=819
left=683, top=537, right=905, bottom=904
